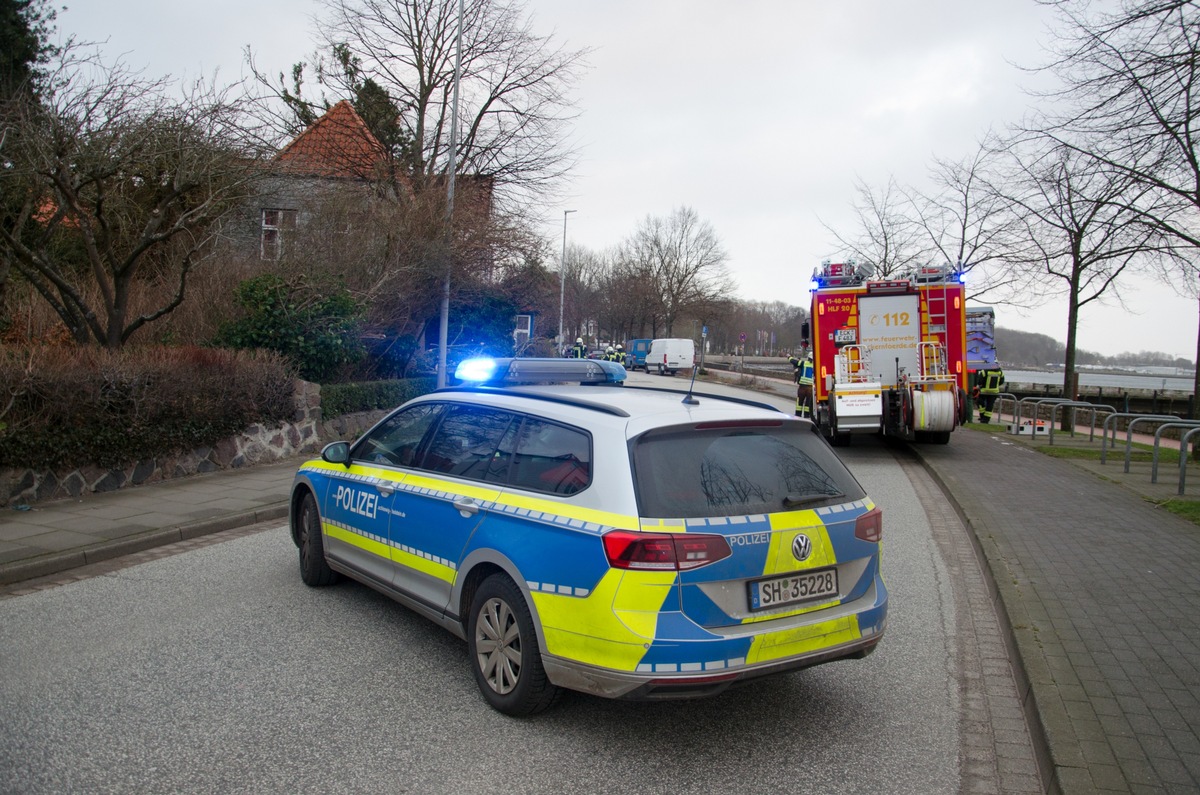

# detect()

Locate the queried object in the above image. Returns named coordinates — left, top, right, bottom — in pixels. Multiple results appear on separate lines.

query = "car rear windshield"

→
left=631, top=422, right=865, bottom=519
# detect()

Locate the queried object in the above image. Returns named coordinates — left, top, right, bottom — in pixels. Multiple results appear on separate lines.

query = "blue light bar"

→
left=453, top=357, right=626, bottom=385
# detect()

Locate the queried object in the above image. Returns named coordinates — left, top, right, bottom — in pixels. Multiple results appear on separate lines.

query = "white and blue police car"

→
left=289, top=358, right=887, bottom=715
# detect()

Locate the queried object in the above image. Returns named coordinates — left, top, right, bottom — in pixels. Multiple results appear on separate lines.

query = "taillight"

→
left=602, top=531, right=732, bottom=571
left=855, top=507, right=882, bottom=543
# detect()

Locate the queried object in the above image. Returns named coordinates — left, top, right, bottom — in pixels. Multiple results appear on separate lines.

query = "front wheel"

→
left=468, top=575, right=559, bottom=716
left=296, top=492, right=339, bottom=587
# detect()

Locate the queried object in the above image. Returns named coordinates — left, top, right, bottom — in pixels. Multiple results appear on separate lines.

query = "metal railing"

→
left=1122, top=417, right=1200, bottom=473
left=1148, top=422, right=1200, bottom=483
left=1179, top=428, right=1200, bottom=495
left=1046, top=401, right=1115, bottom=445
left=1099, top=413, right=1179, bottom=464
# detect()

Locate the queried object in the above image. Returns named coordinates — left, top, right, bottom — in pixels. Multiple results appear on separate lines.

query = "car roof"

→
left=420, top=384, right=791, bottom=432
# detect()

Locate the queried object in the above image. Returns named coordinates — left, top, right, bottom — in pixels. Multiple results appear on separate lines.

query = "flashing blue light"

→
left=957, top=272, right=967, bottom=284
left=809, top=278, right=822, bottom=291
left=452, top=357, right=626, bottom=386
left=455, top=357, right=498, bottom=382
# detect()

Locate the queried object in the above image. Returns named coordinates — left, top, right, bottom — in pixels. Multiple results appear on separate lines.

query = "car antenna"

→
left=682, top=363, right=700, bottom=405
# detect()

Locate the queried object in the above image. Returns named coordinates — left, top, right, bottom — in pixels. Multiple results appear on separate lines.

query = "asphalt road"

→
left=0, top=373, right=1037, bottom=793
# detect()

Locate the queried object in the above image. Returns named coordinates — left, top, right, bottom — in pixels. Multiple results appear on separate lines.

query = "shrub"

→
left=0, top=346, right=297, bottom=470
left=211, top=274, right=365, bottom=383
left=321, top=377, right=437, bottom=417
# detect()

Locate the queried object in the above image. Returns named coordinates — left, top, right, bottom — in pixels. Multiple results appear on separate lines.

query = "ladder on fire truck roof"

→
left=915, top=263, right=953, bottom=341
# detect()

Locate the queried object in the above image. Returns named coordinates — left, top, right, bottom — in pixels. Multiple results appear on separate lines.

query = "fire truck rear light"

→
left=603, top=531, right=732, bottom=571
left=855, top=507, right=883, bottom=543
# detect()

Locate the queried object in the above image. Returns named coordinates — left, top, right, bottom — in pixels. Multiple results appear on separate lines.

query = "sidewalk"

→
left=0, top=458, right=299, bottom=586
left=913, top=429, right=1200, bottom=794
left=2, top=377, right=1199, bottom=793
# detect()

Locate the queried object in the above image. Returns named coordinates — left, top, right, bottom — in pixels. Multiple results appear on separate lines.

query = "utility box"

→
left=1008, top=421, right=1048, bottom=436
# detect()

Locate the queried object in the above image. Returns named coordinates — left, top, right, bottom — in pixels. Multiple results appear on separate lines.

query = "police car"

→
left=289, top=358, right=887, bottom=715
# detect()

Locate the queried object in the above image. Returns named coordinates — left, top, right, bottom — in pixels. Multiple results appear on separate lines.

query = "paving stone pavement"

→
left=912, top=428, right=1200, bottom=794
left=0, top=458, right=299, bottom=585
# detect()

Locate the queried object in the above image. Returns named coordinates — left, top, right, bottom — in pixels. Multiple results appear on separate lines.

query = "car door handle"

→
left=453, top=497, right=480, bottom=517
left=374, top=480, right=394, bottom=497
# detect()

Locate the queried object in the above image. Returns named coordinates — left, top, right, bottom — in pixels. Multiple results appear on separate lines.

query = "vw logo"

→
left=791, top=534, right=813, bottom=562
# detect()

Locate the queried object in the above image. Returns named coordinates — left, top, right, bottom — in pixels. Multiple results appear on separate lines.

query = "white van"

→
left=647, top=338, right=696, bottom=376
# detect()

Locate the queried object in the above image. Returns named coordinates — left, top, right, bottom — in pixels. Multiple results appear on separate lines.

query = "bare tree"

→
left=253, top=0, right=587, bottom=210
left=822, top=176, right=931, bottom=278
left=0, top=50, right=267, bottom=347
left=905, top=142, right=1033, bottom=303
left=993, top=138, right=1159, bottom=398
left=622, top=207, right=731, bottom=337
left=1035, top=0, right=1200, bottom=411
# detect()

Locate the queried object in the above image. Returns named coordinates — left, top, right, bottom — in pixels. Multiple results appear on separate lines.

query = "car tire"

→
left=468, top=574, right=559, bottom=716
left=297, top=491, right=339, bottom=587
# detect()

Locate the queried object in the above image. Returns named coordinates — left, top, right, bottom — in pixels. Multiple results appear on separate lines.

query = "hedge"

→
left=320, top=377, right=438, bottom=417
left=0, top=346, right=297, bottom=471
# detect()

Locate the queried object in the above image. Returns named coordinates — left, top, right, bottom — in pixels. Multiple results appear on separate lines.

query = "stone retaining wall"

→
left=0, top=381, right=389, bottom=508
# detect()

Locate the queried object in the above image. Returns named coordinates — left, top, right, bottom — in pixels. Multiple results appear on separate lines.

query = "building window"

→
left=513, top=314, right=532, bottom=346
left=261, top=208, right=297, bottom=260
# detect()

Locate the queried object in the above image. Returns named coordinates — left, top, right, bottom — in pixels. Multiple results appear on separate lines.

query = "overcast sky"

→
left=62, top=0, right=1198, bottom=360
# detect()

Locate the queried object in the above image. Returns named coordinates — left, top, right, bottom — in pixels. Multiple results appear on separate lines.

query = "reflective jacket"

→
left=797, top=359, right=815, bottom=387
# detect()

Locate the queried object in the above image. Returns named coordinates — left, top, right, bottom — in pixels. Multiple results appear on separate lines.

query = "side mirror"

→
left=800, top=320, right=810, bottom=342
left=321, top=441, right=351, bottom=466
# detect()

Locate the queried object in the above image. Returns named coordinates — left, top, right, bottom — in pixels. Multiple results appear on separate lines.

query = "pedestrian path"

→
left=913, top=430, right=1200, bottom=793
left=0, top=458, right=298, bottom=585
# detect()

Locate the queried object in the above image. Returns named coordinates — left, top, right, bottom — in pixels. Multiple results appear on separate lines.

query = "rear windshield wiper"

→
left=783, top=492, right=844, bottom=509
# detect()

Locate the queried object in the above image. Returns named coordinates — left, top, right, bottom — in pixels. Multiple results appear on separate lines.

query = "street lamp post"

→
left=558, top=209, right=576, bottom=353
left=436, top=0, right=465, bottom=389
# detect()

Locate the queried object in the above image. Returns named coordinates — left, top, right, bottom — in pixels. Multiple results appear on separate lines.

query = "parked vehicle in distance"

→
left=625, top=338, right=652, bottom=371
left=289, top=358, right=887, bottom=716
left=647, top=338, right=696, bottom=376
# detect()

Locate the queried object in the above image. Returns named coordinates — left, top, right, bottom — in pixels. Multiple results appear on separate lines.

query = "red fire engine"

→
left=804, top=261, right=969, bottom=445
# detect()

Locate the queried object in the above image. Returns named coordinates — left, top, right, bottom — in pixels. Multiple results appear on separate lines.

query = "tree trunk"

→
left=1193, top=293, right=1199, bottom=460
left=1062, top=278, right=1081, bottom=433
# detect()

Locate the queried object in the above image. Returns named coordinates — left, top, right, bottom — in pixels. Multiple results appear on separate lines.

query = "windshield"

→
left=631, top=424, right=864, bottom=519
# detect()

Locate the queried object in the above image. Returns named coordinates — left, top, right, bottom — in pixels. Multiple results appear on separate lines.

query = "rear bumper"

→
left=542, top=612, right=887, bottom=701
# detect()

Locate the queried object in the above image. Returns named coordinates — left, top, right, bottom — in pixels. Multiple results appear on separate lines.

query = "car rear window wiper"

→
left=783, top=492, right=844, bottom=508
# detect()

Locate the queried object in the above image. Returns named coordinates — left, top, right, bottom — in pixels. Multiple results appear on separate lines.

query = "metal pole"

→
left=558, top=209, right=576, bottom=353
left=436, top=0, right=465, bottom=389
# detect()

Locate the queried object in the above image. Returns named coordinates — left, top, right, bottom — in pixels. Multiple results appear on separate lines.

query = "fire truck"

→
left=803, top=260, right=968, bottom=445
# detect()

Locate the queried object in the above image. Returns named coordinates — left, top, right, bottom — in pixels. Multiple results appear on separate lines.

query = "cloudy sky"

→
left=62, top=0, right=1198, bottom=360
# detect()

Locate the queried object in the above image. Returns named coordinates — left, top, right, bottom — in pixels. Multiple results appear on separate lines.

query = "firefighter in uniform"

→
left=604, top=345, right=619, bottom=362
left=614, top=343, right=626, bottom=366
left=569, top=337, right=587, bottom=359
left=787, top=348, right=816, bottom=419
left=975, top=367, right=1005, bottom=423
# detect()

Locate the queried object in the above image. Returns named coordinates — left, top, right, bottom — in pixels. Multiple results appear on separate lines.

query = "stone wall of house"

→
left=0, top=381, right=389, bottom=508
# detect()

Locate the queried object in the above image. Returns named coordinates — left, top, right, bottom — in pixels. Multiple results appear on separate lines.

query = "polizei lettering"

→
left=727, top=532, right=770, bottom=547
left=334, top=485, right=378, bottom=520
